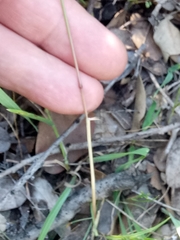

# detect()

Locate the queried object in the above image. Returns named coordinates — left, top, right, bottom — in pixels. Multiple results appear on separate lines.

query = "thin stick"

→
left=60, top=0, right=96, bottom=217
left=0, top=122, right=180, bottom=179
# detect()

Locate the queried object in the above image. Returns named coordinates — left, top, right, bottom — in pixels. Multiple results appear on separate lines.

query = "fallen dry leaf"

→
left=141, top=58, right=167, bottom=76
left=36, top=112, right=92, bottom=174
left=131, top=14, right=162, bottom=61
left=147, top=162, right=163, bottom=190
left=131, top=75, right=146, bottom=131
left=153, top=148, right=166, bottom=172
left=119, top=79, right=136, bottom=108
left=0, top=176, right=26, bottom=211
left=31, top=177, right=58, bottom=210
left=21, top=137, right=36, bottom=153
left=94, top=108, right=126, bottom=140
left=97, top=201, right=117, bottom=235
left=0, top=126, right=11, bottom=153
left=166, top=137, right=180, bottom=188
left=107, top=9, right=127, bottom=29
left=153, top=15, right=180, bottom=62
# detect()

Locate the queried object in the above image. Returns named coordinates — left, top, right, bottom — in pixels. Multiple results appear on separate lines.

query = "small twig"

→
left=159, top=128, right=179, bottom=162
left=1, top=122, right=180, bottom=179
left=96, top=122, right=180, bottom=144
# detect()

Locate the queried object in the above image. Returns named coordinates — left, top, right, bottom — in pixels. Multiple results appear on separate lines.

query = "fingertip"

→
left=42, top=76, right=104, bottom=115
left=101, top=32, right=128, bottom=80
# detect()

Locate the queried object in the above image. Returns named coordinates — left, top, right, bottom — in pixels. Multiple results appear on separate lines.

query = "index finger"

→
left=0, top=0, right=127, bottom=80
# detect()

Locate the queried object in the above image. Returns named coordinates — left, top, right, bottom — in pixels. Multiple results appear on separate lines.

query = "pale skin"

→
left=0, top=0, right=127, bottom=114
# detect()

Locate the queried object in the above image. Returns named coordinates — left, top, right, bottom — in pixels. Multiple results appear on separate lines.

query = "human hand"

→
left=0, top=0, right=127, bottom=114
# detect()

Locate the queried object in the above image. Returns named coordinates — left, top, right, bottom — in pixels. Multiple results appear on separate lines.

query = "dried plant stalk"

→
left=60, top=0, right=97, bottom=217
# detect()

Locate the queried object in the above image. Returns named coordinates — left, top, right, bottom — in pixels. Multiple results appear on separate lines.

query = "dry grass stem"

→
left=60, top=0, right=97, bottom=217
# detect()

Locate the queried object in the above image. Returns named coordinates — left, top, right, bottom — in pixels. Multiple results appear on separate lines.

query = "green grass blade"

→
left=8, top=109, right=53, bottom=126
left=83, top=221, right=93, bottom=240
left=143, top=64, right=180, bottom=130
left=38, top=176, right=76, bottom=240
left=115, top=156, right=145, bottom=173
left=0, top=88, right=38, bottom=131
left=142, top=101, right=160, bottom=130
left=106, top=217, right=170, bottom=239
left=0, top=88, right=21, bottom=109
left=93, top=148, right=149, bottom=163
left=154, top=64, right=180, bottom=95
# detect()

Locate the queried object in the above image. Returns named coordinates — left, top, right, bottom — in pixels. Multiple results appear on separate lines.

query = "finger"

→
left=0, top=25, right=104, bottom=114
left=0, top=0, right=127, bottom=80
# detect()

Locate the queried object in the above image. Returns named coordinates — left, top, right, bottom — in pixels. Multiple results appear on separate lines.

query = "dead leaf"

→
left=97, top=201, right=118, bottom=235
left=0, top=214, right=6, bottom=232
left=147, top=162, right=163, bottom=190
left=93, top=108, right=126, bottom=140
left=31, top=177, right=58, bottom=210
left=62, top=221, right=90, bottom=240
left=131, top=14, right=162, bottom=61
left=166, top=137, right=180, bottom=188
left=153, top=148, right=166, bottom=172
left=103, top=89, right=117, bottom=106
left=131, top=75, right=146, bottom=131
left=0, top=126, right=11, bottom=153
left=0, top=176, right=26, bottom=211
left=36, top=112, right=93, bottom=174
left=107, top=9, right=127, bottom=29
left=110, top=104, right=132, bottom=130
left=119, top=80, right=136, bottom=108
left=21, top=137, right=35, bottom=153
left=153, top=16, right=180, bottom=62
left=141, top=58, right=167, bottom=76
